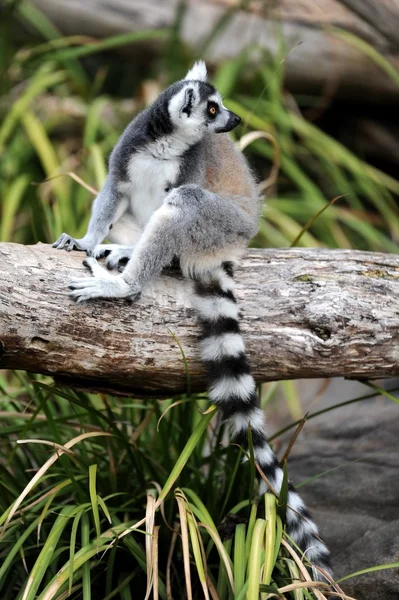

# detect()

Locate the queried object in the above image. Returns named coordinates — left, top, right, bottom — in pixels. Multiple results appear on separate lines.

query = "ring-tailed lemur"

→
left=53, top=61, right=332, bottom=582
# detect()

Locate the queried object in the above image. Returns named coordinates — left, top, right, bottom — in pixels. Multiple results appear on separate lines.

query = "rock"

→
left=285, top=392, right=399, bottom=599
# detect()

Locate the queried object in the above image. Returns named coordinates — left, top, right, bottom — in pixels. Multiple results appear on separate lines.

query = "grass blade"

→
left=0, top=517, right=40, bottom=594
left=21, top=506, right=76, bottom=600
left=263, top=494, right=277, bottom=586
left=290, top=195, right=345, bottom=247
left=0, top=432, right=111, bottom=538
left=187, top=512, right=210, bottom=600
left=246, top=519, right=266, bottom=599
left=0, top=175, right=30, bottom=242
left=0, top=68, right=66, bottom=151
left=88, top=464, right=101, bottom=543
left=334, top=562, right=399, bottom=584
left=233, top=523, right=246, bottom=598
left=69, top=507, right=87, bottom=595
left=157, top=410, right=214, bottom=504
left=175, top=493, right=192, bottom=600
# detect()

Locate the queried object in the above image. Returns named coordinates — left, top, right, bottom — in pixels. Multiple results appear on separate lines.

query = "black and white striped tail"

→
left=193, top=262, right=332, bottom=581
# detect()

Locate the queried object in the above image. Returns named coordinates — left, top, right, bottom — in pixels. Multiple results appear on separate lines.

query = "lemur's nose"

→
left=231, top=113, right=241, bottom=126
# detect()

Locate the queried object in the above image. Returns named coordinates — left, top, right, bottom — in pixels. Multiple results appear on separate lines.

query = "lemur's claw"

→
left=82, top=257, right=98, bottom=273
left=52, top=233, right=70, bottom=250
left=126, top=291, right=141, bottom=304
left=117, top=260, right=129, bottom=273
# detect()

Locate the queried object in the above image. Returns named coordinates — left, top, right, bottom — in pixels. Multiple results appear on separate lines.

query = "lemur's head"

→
left=165, top=61, right=241, bottom=136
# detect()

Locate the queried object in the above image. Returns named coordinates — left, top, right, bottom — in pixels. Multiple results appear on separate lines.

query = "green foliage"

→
left=1, top=2, right=399, bottom=598
left=1, top=3, right=398, bottom=249
left=1, top=374, right=398, bottom=598
left=0, top=375, right=286, bottom=598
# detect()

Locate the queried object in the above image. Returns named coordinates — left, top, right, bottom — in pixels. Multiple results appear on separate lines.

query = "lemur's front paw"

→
left=53, top=233, right=93, bottom=253
left=90, top=244, right=134, bottom=271
left=68, top=257, right=140, bottom=303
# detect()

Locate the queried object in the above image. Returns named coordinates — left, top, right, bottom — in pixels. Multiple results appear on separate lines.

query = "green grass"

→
left=1, top=374, right=398, bottom=599
left=1, top=1, right=399, bottom=598
left=1, top=3, right=398, bottom=249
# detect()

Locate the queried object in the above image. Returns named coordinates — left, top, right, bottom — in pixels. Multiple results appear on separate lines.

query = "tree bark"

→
left=0, top=242, right=398, bottom=396
left=31, top=0, right=399, bottom=104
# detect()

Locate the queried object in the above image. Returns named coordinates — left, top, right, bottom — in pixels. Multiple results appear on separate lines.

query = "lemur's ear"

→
left=185, top=60, right=207, bottom=82
left=180, top=87, right=194, bottom=117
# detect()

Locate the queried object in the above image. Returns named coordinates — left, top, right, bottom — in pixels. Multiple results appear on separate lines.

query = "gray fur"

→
left=55, top=61, right=334, bottom=586
left=53, top=64, right=246, bottom=261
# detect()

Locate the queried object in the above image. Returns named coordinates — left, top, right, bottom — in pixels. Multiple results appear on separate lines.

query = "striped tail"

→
left=193, top=262, right=332, bottom=581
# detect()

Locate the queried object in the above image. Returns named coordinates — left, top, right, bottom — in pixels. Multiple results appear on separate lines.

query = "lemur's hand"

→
left=68, top=257, right=140, bottom=303
left=52, top=233, right=95, bottom=253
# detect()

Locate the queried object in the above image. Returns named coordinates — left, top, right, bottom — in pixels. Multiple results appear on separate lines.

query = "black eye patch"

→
left=207, top=102, right=219, bottom=119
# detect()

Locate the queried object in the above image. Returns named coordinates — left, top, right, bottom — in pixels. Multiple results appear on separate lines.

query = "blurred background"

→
left=0, top=1, right=398, bottom=599
left=1, top=0, right=399, bottom=250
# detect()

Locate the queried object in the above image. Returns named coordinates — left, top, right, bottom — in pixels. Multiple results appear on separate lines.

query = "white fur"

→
left=292, top=514, right=319, bottom=538
left=122, top=150, right=180, bottom=228
left=185, top=60, right=207, bottom=82
left=193, top=295, right=239, bottom=320
left=167, top=83, right=205, bottom=141
left=264, top=467, right=283, bottom=495
left=207, top=93, right=222, bottom=104
left=286, top=491, right=305, bottom=523
left=254, top=444, right=275, bottom=467
left=248, top=407, right=266, bottom=431
left=210, top=373, right=255, bottom=404
left=304, top=540, right=327, bottom=562
left=230, top=407, right=265, bottom=434
left=199, top=333, right=245, bottom=361
left=198, top=267, right=235, bottom=292
left=215, top=269, right=235, bottom=292
left=107, top=213, right=142, bottom=245
left=285, top=517, right=307, bottom=545
left=111, top=196, right=129, bottom=225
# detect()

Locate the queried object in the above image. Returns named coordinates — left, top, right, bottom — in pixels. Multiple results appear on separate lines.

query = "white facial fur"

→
left=168, top=83, right=232, bottom=136
left=168, top=82, right=203, bottom=137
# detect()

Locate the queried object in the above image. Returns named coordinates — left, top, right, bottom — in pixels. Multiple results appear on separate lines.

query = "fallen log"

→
left=0, top=243, right=398, bottom=396
left=31, top=0, right=399, bottom=103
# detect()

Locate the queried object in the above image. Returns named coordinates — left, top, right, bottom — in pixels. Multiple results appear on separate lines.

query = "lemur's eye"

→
left=208, top=102, right=218, bottom=118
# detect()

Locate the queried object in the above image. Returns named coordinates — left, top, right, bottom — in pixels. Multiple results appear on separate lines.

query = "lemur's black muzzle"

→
left=215, top=111, right=241, bottom=133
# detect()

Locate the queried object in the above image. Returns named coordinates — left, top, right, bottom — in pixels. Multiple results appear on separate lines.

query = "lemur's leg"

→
left=53, top=176, right=128, bottom=253
left=69, top=185, right=255, bottom=302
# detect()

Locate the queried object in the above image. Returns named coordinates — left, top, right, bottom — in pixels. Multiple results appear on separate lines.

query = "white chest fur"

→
left=120, top=148, right=181, bottom=228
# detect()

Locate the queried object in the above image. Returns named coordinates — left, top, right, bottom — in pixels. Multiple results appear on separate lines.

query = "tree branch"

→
left=0, top=242, right=398, bottom=396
